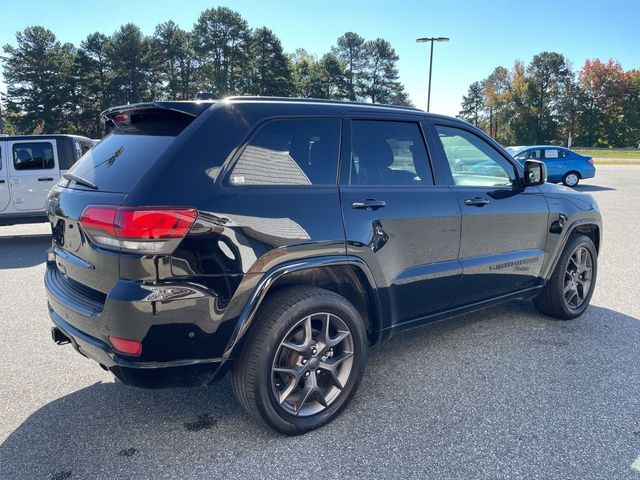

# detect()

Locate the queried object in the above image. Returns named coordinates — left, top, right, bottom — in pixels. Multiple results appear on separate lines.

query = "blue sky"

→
left=1, top=0, right=638, bottom=116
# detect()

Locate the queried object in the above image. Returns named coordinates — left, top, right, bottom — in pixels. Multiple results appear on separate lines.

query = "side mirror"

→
left=523, top=160, right=547, bottom=186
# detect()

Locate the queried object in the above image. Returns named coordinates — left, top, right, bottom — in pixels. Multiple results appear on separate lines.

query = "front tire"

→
left=533, top=234, right=597, bottom=319
left=232, top=286, right=367, bottom=435
left=562, top=171, right=580, bottom=187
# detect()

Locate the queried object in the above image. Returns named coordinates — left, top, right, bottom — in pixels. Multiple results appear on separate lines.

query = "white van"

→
left=0, top=134, right=93, bottom=225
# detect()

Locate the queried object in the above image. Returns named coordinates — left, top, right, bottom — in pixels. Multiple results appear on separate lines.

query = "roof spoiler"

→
left=100, top=101, right=216, bottom=127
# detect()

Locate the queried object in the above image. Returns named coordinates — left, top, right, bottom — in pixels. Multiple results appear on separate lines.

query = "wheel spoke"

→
left=293, top=372, right=319, bottom=413
left=579, top=249, right=588, bottom=272
left=282, top=316, right=313, bottom=352
left=273, top=365, right=305, bottom=405
left=320, top=313, right=331, bottom=347
left=577, top=279, right=591, bottom=298
left=569, top=255, right=579, bottom=270
left=319, top=351, right=353, bottom=389
left=278, top=378, right=298, bottom=405
left=273, top=365, right=305, bottom=378
left=327, top=330, right=350, bottom=348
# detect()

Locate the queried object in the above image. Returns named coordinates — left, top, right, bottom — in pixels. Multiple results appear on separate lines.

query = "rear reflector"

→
left=109, top=336, right=142, bottom=356
left=80, top=205, right=197, bottom=253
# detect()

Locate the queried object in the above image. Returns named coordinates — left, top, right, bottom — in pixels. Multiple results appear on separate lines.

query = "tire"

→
left=562, top=171, right=580, bottom=187
left=533, top=234, right=597, bottom=320
left=232, top=286, right=367, bottom=435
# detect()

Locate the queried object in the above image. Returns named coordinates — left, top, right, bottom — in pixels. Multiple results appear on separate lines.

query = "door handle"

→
left=38, top=177, right=55, bottom=182
left=464, top=197, right=490, bottom=207
left=352, top=199, right=386, bottom=210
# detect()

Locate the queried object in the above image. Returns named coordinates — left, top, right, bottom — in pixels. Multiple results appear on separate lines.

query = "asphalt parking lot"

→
left=1, top=166, right=639, bottom=480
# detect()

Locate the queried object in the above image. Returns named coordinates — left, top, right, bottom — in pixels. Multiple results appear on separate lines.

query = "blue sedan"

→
left=505, top=146, right=596, bottom=187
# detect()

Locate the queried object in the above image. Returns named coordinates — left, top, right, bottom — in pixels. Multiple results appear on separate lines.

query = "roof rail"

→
left=223, top=96, right=423, bottom=112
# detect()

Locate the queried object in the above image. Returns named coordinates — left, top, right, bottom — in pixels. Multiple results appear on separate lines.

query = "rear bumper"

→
left=581, top=166, right=596, bottom=180
left=45, top=259, right=233, bottom=388
left=49, top=309, right=225, bottom=387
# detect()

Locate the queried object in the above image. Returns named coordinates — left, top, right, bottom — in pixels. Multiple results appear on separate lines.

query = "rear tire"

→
left=533, top=234, right=597, bottom=319
left=562, top=171, right=580, bottom=187
left=232, top=286, right=367, bottom=435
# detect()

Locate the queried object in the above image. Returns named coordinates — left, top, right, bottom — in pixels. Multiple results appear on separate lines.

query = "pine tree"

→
left=458, top=81, right=485, bottom=126
left=193, top=7, right=251, bottom=95
left=247, top=27, right=294, bottom=96
left=2, top=26, right=75, bottom=133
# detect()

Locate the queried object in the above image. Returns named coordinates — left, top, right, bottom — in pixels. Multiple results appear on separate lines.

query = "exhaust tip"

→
left=51, top=327, right=71, bottom=345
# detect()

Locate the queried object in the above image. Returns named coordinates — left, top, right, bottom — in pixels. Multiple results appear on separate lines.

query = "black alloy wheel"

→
left=232, top=286, right=367, bottom=434
left=533, top=234, right=598, bottom=320
left=563, top=246, right=593, bottom=309
left=271, top=312, right=354, bottom=416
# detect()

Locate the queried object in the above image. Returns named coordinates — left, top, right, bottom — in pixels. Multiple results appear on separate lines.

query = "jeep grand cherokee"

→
left=45, top=97, right=601, bottom=434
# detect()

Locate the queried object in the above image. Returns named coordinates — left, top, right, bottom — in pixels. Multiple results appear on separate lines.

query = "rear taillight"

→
left=587, top=158, right=594, bottom=165
left=80, top=205, right=197, bottom=253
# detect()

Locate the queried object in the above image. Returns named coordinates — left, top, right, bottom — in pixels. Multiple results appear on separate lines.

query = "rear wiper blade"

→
left=63, top=172, right=98, bottom=190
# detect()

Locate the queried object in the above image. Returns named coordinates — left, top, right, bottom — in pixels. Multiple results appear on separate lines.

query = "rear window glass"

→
left=229, top=118, right=340, bottom=186
left=65, top=133, right=175, bottom=193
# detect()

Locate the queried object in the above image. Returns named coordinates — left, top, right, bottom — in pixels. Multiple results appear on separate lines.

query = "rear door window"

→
left=229, top=118, right=340, bottom=186
left=349, top=120, right=433, bottom=186
left=12, top=142, right=55, bottom=170
left=543, top=148, right=560, bottom=160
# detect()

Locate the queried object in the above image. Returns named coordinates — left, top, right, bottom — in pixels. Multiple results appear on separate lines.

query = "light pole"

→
left=416, top=37, right=449, bottom=112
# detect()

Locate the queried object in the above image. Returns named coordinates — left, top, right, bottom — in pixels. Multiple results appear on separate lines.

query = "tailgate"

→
left=47, top=185, right=126, bottom=294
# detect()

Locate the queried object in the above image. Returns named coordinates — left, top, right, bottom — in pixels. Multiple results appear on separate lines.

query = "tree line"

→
left=458, top=52, right=640, bottom=148
left=0, top=7, right=410, bottom=138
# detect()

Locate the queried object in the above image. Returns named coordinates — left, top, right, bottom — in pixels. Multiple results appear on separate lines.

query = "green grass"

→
left=592, top=159, right=640, bottom=165
left=575, top=149, right=640, bottom=159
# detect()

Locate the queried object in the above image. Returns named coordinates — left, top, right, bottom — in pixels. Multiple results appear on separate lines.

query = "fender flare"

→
left=543, top=218, right=601, bottom=281
left=222, top=255, right=382, bottom=359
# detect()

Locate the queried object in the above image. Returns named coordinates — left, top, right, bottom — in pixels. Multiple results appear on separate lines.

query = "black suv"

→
left=45, top=97, right=601, bottom=434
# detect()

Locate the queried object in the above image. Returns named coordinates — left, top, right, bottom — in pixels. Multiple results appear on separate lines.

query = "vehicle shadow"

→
left=2, top=303, right=639, bottom=479
left=0, top=236, right=50, bottom=269
left=574, top=184, right=616, bottom=192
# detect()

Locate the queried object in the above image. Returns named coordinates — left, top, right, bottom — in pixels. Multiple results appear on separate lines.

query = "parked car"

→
left=45, top=98, right=601, bottom=434
left=0, top=134, right=93, bottom=225
left=507, top=146, right=595, bottom=187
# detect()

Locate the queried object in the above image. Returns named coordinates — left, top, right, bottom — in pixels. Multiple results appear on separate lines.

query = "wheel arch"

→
left=543, top=219, right=601, bottom=281
left=573, top=222, right=600, bottom=253
left=222, top=256, right=383, bottom=359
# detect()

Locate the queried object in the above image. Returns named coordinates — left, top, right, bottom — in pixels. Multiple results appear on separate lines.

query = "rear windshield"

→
left=64, top=133, right=175, bottom=193
left=61, top=109, right=195, bottom=192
